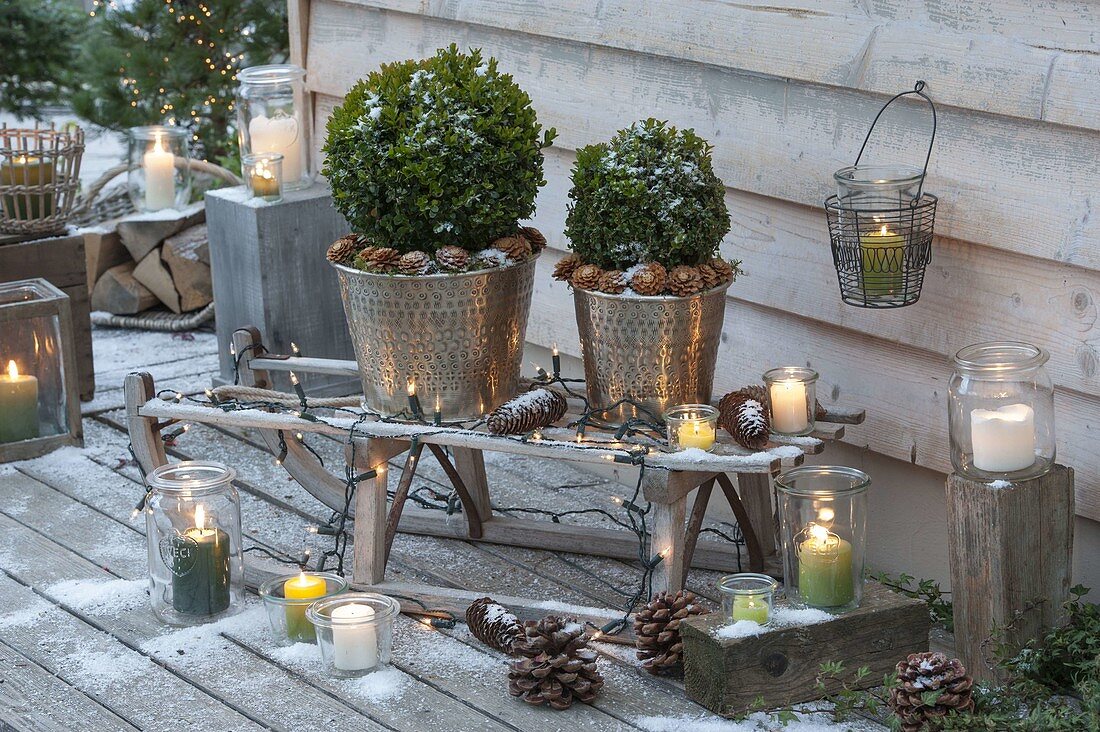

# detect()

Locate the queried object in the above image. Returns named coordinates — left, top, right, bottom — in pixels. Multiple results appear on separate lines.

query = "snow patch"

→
left=634, top=713, right=860, bottom=731
left=713, top=606, right=834, bottom=640
left=0, top=597, right=56, bottom=629
left=141, top=604, right=265, bottom=661
left=64, top=647, right=156, bottom=687
left=47, top=577, right=148, bottom=616
left=988, top=479, right=1012, bottom=489
left=121, top=201, right=203, bottom=221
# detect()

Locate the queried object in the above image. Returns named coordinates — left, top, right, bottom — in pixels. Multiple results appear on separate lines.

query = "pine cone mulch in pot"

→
left=509, top=615, right=604, bottom=709
left=630, top=262, right=667, bottom=296
left=436, top=245, right=470, bottom=272
left=553, top=253, right=581, bottom=282
left=397, top=250, right=431, bottom=275
left=493, top=234, right=533, bottom=261
left=633, top=590, right=707, bottom=675
left=718, top=389, right=771, bottom=451
left=666, top=265, right=704, bottom=297
left=597, top=269, right=627, bottom=295
left=520, top=226, right=547, bottom=252
left=327, top=234, right=362, bottom=265
left=355, top=246, right=401, bottom=272
left=487, top=388, right=569, bottom=435
left=571, top=263, right=603, bottom=291
left=889, top=652, right=975, bottom=732
left=465, top=597, right=521, bottom=655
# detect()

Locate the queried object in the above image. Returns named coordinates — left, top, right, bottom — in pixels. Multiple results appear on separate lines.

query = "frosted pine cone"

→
left=397, top=250, right=431, bottom=275
left=571, top=263, right=603, bottom=290
left=466, top=597, right=521, bottom=655
left=553, top=254, right=581, bottom=282
left=667, top=266, right=704, bottom=297
left=718, top=390, right=771, bottom=450
left=493, top=234, right=532, bottom=261
left=355, top=246, right=401, bottom=272
left=597, top=270, right=627, bottom=295
left=487, top=388, right=569, bottom=435
left=630, top=262, right=667, bottom=296
left=436, top=245, right=470, bottom=272
left=634, top=590, right=707, bottom=675
left=509, top=616, right=604, bottom=709
left=520, top=226, right=547, bottom=252
left=327, top=235, right=362, bottom=265
left=889, top=652, right=975, bottom=732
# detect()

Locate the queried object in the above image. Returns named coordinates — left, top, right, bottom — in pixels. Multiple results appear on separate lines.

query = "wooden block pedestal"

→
left=947, top=464, right=1074, bottom=683
left=681, top=582, right=930, bottom=716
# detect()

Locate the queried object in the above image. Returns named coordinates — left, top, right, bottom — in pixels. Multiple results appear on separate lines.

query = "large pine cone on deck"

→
left=487, top=388, right=568, bottom=435
left=889, top=652, right=975, bottom=731
left=633, top=590, right=707, bottom=675
left=466, top=597, right=521, bottom=655
left=509, top=615, right=604, bottom=709
left=718, top=390, right=772, bottom=450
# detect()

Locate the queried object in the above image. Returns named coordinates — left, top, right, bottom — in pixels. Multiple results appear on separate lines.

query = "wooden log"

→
left=117, top=203, right=204, bottom=262
left=82, top=226, right=129, bottom=293
left=946, top=465, right=1074, bottom=683
left=92, top=262, right=158, bottom=315
left=162, top=223, right=213, bottom=312
left=681, top=581, right=930, bottom=716
left=132, top=247, right=182, bottom=313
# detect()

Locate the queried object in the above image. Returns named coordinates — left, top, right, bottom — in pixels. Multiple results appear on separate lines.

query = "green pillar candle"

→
left=859, top=224, right=905, bottom=297
left=171, top=506, right=231, bottom=616
left=797, top=525, right=854, bottom=608
left=1, top=155, right=56, bottom=221
left=0, top=360, right=39, bottom=444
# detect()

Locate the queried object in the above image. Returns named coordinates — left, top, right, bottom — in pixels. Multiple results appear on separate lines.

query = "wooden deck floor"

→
left=0, top=326, right=882, bottom=731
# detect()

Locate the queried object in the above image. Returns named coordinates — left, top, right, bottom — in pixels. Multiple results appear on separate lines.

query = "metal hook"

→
left=853, top=80, right=937, bottom=204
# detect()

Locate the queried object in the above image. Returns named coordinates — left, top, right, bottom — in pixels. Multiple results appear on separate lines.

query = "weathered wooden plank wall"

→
left=291, top=0, right=1100, bottom=520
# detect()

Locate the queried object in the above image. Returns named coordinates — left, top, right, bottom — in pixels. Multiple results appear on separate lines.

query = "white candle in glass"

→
left=248, top=114, right=302, bottom=183
left=970, top=403, right=1036, bottom=472
left=770, top=379, right=809, bottom=434
left=143, top=133, right=176, bottom=210
left=331, top=603, right=377, bottom=671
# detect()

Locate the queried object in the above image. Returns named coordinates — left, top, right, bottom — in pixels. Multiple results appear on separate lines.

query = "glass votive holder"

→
left=834, top=164, right=924, bottom=210
left=718, top=573, right=779, bottom=625
left=126, top=125, right=191, bottom=213
left=665, top=404, right=719, bottom=452
left=243, top=152, right=284, bottom=203
left=306, top=592, right=399, bottom=678
left=763, top=367, right=818, bottom=436
left=258, top=571, right=348, bottom=646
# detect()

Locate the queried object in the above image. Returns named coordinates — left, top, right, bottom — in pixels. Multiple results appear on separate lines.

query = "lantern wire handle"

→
left=853, top=80, right=937, bottom=205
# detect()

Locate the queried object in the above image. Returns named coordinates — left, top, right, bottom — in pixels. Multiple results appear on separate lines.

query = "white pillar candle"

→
left=770, top=379, right=809, bottom=434
left=143, top=133, right=176, bottom=211
left=970, top=403, right=1036, bottom=472
left=331, top=603, right=378, bottom=671
left=248, top=114, right=302, bottom=183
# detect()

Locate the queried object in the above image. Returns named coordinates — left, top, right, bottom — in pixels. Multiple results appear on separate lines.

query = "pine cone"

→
left=597, top=270, right=627, bottom=295
left=487, top=388, right=569, bottom=435
left=667, top=266, right=704, bottom=297
left=718, top=391, right=771, bottom=450
left=553, top=254, right=581, bottom=282
left=509, top=616, right=604, bottom=709
left=630, top=262, right=668, bottom=296
left=571, top=263, right=603, bottom=291
left=493, top=234, right=532, bottom=261
left=327, top=235, right=362, bottom=265
left=697, top=263, right=723, bottom=289
left=708, top=257, right=738, bottom=284
left=466, top=597, right=521, bottom=655
left=436, top=245, right=470, bottom=272
left=520, top=226, right=547, bottom=252
left=397, top=250, right=431, bottom=275
left=355, top=246, right=401, bottom=272
left=889, top=652, right=975, bottom=732
left=633, top=590, right=707, bottom=675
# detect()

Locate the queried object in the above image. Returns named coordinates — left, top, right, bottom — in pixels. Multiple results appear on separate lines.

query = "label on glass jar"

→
left=160, top=532, right=198, bottom=576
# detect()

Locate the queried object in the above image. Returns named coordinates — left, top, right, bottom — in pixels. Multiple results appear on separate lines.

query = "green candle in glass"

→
left=796, top=523, right=854, bottom=608
left=171, top=504, right=231, bottom=616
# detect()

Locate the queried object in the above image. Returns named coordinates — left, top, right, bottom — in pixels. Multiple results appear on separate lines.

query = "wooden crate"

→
left=0, top=232, right=94, bottom=400
left=681, top=581, right=930, bottom=716
left=205, top=184, right=356, bottom=395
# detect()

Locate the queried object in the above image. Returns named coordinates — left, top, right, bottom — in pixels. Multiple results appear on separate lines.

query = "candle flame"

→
left=152, top=132, right=167, bottom=154
left=296, top=570, right=307, bottom=584
left=693, top=422, right=700, bottom=435
left=817, top=507, right=835, bottom=523
left=809, top=523, right=830, bottom=543
left=879, top=224, right=890, bottom=236
left=6, top=360, right=17, bottom=379
left=194, top=504, right=206, bottom=530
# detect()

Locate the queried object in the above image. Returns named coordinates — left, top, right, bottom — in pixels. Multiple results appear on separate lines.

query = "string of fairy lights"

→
left=129, top=342, right=747, bottom=635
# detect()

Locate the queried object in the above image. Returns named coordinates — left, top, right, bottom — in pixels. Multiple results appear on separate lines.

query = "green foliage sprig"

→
left=0, top=0, right=82, bottom=119
left=564, top=118, right=730, bottom=270
left=874, top=570, right=954, bottom=633
left=324, top=45, right=555, bottom=254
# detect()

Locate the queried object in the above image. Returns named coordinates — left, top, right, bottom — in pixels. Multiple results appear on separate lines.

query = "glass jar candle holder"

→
left=259, top=571, right=348, bottom=645
left=718, top=573, right=779, bottom=625
left=948, top=342, right=1054, bottom=481
left=307, top=592, right=400, bottom=678
left=127, top=126, right=191, bottom=213
left=243, top=152, right=283, bottom=203
left=764, top=367, right=818, bottom=436
left=145, top=461, right=244, bottom=625
left=236, top=64, right=310, bottom=191
left=834, top=164, right=924, bottom=211
left=776, top=466, right=869, bottom=612
left=665, top=404, right=719, bottom=452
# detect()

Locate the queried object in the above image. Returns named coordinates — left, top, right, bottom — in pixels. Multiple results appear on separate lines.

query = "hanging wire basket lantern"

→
left=825, top=81, right=937, bottom=309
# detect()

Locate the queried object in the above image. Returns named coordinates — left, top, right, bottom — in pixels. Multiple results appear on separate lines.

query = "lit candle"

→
left=0, top=360, right=39, bottom=443
left=770, top=378, right=809, bottom=434
left=970, top=403, right=1036, bottom=473
left=283, top=571, right=327, bottom=642
left=859, top=224, right=905, bottom=296
left=249, top=159, right=281, bottom=199
left=731, top=594, right=769, bottom=624
left=170, top=504, right=231, bottom=616
left=331, top=603, right=378, bottom=671
left=551, top=344, right=561, bottom=377
left=143, top=132, right=176, bottom=211
left=1, top=155, right=55, bottom=220
left=248, top=113, right=302, bottom=183
left=797, top=523, right=853, bottom=608
left=678, top=418, right=716, bottom=451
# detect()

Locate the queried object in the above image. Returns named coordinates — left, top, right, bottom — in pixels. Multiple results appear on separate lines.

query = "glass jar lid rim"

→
left=954, top=341, right=1048, bottom=371
left=775, top=465, right=870, bottom=496
left=258, top=572, right=348, bottom=604
left=834, top=164, right=925, bottom=185
left=306, top=592, right=400, bottom=626
left=763, top=366, right=819, bottom=383
left=717, top=573, right=779, bottom=593
left=128, top=125, right=188, bottom=139
left=238, top=64, right=306, bottom=83
left=664, top=403, right=719, bottom=419
left=147, top=460, right=237, bottom=494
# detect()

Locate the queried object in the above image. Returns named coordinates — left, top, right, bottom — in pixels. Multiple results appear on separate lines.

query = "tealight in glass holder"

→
left=776, top=466, right=869, bottom=612
left=948, top=341, right=1054, bottom=481
left=307, top=592, right=399, bottom=678
left=718, top=573, right=779, bottom=625
left=242, top=152, right=283, bottom=203
left=764, top=367, right=818, bottom=436
left=126, top=126, right=191, bottom=213
left=665, top=404, right=718, bottom=452
left=258, top=571, right=348, bottom=645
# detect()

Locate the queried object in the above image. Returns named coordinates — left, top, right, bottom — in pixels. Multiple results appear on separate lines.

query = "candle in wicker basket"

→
left=0, top=155, right=55, bottom=220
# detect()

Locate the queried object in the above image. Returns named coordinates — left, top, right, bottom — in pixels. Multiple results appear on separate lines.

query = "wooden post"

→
left=351, top=437, right=398, bottom=587
left=735, top=472, right=777, bottom=557
left=947, top=465, right=1074, bottom=682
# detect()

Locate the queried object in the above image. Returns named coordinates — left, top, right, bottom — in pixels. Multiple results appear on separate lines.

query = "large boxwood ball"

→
left=323, top=45, right=555, bottom=254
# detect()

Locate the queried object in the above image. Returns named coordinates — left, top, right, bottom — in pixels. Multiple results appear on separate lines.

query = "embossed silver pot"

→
left=573, top=283, right=729, bottom=421
left=333, top=256, right=537, bottom=419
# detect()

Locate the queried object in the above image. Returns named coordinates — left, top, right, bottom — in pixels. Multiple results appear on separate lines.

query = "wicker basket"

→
left=0, top=126, right=85, bottom=236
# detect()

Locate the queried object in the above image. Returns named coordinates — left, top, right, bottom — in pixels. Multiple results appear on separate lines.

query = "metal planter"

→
left=572, top=283, right=729, bottom=422
left=333, top=256, right=537, bottom=419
